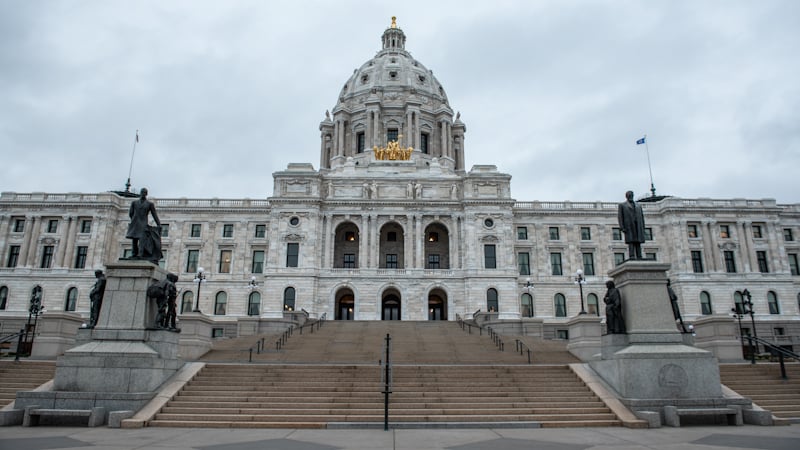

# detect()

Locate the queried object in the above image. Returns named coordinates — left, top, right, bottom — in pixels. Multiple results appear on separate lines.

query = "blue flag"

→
left=636, top=137, right=646, bottom=145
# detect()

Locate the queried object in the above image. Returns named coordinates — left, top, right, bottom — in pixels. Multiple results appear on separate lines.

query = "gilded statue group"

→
left=373, top=139, right=413, bottom=161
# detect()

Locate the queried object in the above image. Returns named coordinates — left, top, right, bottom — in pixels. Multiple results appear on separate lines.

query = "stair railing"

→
left=381, top=333, right=392, bottom=431
left=456, top=315, right=482, bottom=335
left=744, top=335, right=800, bottom=379
left=486, top=326, right=504, bottom=351
left=515, top=339, right=532, bottom=364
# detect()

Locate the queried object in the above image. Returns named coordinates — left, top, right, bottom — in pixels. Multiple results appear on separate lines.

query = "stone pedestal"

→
left=566, top=314, right=602, bottom=361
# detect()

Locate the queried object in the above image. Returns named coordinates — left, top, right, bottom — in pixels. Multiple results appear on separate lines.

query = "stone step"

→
left=159, top=406, right=614, bottom=416
left=165, top=400, right=607, bottom=409
left=152, top=412, right=618, bottom=423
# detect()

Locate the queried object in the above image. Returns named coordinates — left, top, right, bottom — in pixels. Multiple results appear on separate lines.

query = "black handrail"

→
left=381, top=333, right=392, bottom=431
left=515, top=339, right=532, bottom=364
left=744, top=335, right=800, bottom=379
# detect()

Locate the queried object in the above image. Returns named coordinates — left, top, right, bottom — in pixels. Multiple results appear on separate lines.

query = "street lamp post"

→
left=193, top=267, right=206, bottom=313
left=524, top=277, right=534, bottom=318
left=741, top=289, right=758, bottom=355
left=574, top=269, right=587, bottom=315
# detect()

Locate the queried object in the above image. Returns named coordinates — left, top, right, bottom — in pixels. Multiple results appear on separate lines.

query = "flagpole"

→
left=642, top=134, right=656, bottom=197
left=125, top=130, right=138, bottom=194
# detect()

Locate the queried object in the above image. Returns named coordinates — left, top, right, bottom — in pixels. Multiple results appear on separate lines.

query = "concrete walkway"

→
left=1, top=425, right=800, bottom=450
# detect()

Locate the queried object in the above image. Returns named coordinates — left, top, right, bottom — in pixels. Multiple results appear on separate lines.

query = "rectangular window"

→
left=158, top=251, right=167, bottom=269
left=774, top=327, right=785, bottom=336
left=343, top=253, right=356, bottom=268
left=789, top=253, right=799, bottom=276
left=644, top=227, right=653, bottom=241
left=784, top=228, right=794, bottom=241
left=222, top=224, right=234, bottom=238
left=387, top=231, right=397, bottom=242
left=427, top=254, right=440, bottom=269
left=40, top=245, right=54, bottom=268
left=724, top=250, right=736, bottom=273
left=386, top=254, right=398, bottom=269
left=720, top=225, right=730, bottom=239
left=123, top=248, right=133, bottom=259
left=387, top=128, right=398, bottom=142
left=550, top=252, right=563, bottom=276
left=190, top=224, right=202, bottom=238
left=252, top=251, right=264, bottom=273
left=7, top=245, right=20, bottom=268
left=219, top=249, right=232, bottom=273
left=687, top=224, right=698, bottom=238
left=80, top=219, right=92, bottom=234
left=518, top=252, right=530, bottom=275
left=484, top=244, right=497, bottom=269
left=160, top=224, right=169, bottom=238
left=186, top=249, right=200, bottom=273
left=614, top=252, right=625, bottom=266
left=612, top=227, right=622, bottom=241
left=580, top=227, right=591, bottom=240
left=47, top=219, right=59, bottom=233
left=356, top=132, right=365, bottom=153
left=556, top=330, right=569, bottom=340
left=549, top=227, right=560, bottom=240
left=420, top=133, right=429, bottom=154
left=255, top=224, right=266, bottom=238
left=582, top=252, right=595, bottom=276
left=286, top=243, right=299, bottom=267
left=691, top=250, right=704, bottom=273
left=752, top=225, right=763, bottom=239
left=517, top=227, right=528, bottom=240
left=645, top=252, right=657, bottom=261
left=13, top=218, right=25, bottom=233
left=74, top=246, right=88, bottom=269
left=756, top=250, right=769, bottom=273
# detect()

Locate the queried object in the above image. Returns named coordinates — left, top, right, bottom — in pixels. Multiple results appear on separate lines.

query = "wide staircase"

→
left=150, top=321, right=618, bottom=428
left=719, top=363, right=800, bottom=423
left=0, top=360, right=56, bottom=407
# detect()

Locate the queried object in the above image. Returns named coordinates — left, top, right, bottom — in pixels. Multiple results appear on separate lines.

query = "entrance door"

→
left=337, top=295, right=354, bottom=320
left=428, top=292, right=447, bottom=320
left=382, top=295, right=401, bottom=320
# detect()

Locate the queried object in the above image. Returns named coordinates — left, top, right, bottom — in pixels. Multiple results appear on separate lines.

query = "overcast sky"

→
left=1, top=0, right=798, bottom=204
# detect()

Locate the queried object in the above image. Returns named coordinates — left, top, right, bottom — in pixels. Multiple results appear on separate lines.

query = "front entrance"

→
left=428, top=289, right=447, bottom=320
left=335, top=290, right=355, bottom=320
left=382, top=294, right=401, bottom=320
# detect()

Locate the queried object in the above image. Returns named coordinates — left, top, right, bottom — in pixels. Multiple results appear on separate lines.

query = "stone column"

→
left=705, top=220, right=720, bottom=272
left=440, top=121, right=446, bottom=158
left=63, top=216, right=78, bottom=268
left=739, top=221, right=753, bottom=272
left=25, top=216, right=41, bottom=267
left=404, top=214, right=413, bottom=269
left=416, top=215, right=424, bottom=269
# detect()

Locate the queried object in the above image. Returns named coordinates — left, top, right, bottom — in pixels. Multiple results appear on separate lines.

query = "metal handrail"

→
left=381, top=333, right=392, bottom=431
left=744, top=335, right=800, bottom=379
left=515, top=339, right=532, bottom=364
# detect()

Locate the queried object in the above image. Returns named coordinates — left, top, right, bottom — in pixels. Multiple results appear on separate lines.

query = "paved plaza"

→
left=1, top=425, right=800, bottom=450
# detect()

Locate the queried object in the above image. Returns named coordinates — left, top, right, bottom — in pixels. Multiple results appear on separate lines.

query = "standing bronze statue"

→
left=87, top=270, right=106, bottom=328
left=604, top=280, right=626, bottom=334
left=125, top=188, right=162, bottom=264
left=617, top=190, right=645, bottom=260
left=667, top=279, right=688, bottom=333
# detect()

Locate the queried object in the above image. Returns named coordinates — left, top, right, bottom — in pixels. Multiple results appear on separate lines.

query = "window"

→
left=47, top=219, right=59, bottom=233
left=789, top=253, right=799, bottom=276
left=181, top=291, right=194, bottom=313
left=724, top=250, right=736, bottom=273
left=160, top=224, right=169, bottom=238
left=756, top=251, right=769, bottom=273
left=356, top=132, right=365, bottom=153
left=123, top=248, right=133, bottom=259
left=734, top=291, right=744, bottom=314
left=248, top=292, right=261, bottom=316
left=554, top=293, right=567, bottom=317
left=518, top=252, right=530, bottom=275
left=484, top=245, right=497, bottom=269
left=645, top=252, right=657, bottom=261
left=286, top=243, right=299, bottom=267
left=212, top=328, right=224, bottom=338
left=720, top=225, right=730, bottom=239
left=289, top=217, right=300, bottom=226
left=383, top=254, right=397, bottom=269
left=521, top=293, right=533, bottom=318
left=65, top=287, right=77, bottom=312
left=219, top=250, right=232, bottom=273
left=158, top=251, right=167, bottom=269
left=550, top=252, right=562, bottom=276
left=222, top=224, right=234, bottom=238
left=214, top=292, right=227, bottom=315
left=252, top=251, right=265, bottom=274
left=387, top=231, right=397, bottom=241
left=0, top=286, right=7, bottom=310
left=691, top=251, right=704, bottom=273
left=284, top=287, right=296, bottom=311
left=74, top=246, right=88, bottom=269
left=40, top=245, right=54, bottom=268
left=580, top=227, right=591, bottom=240
left=484, top=218, right=494, bottom=228
left=784, top=228, right=794, bottom=241
left=752, top=225, right=763, bottom=239
left=774, top=327, right=785, bottom=336
left=549, top=227, right=560, bottom=240
left=427, top=254, right=440, bottom=269
left=7, top=245, right=20, bottom=268
left=687, top=224, right=698, bottom=238
left=768, top=291, right=780, bottom=314
left=644, top=227, right=653, bottom=241
left=517, top=227, right=528, bottom=240
left=614, top=252, right=625, bottom=266
left=343, top=253, right=356, bottom=268
left=582, top=253, right=595, bottom=276
left=556, top=329, right=569, bottom=339
left=420, top=132, right=429, bottom=154
left=700, top=291, right=712, bottom=315
left=486, top=288, right=498, bottom=312
left=587, top=293, right=599, bottom=315
left=80, top=219, right=92, bottom=234
left=612, top=227, right=622, bottom=241
left=387, top=128, right=398, bottom=142
left=186, top=249, right=200, bottom=273
left=255, top=224, right=266, bottom=238
left=13, top=218, right=25, bottom=233
left=190, top=224, right=202, bottom=238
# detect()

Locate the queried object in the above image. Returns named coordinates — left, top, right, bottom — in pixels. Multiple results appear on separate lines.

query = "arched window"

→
left=520, top=293, right=533, bottom=318
left=248, top=292, right=261, bottom=316
left=554, top=293, right=567, bottom=317
left=181, top=291, right=194, bottom=313
left=283, top=287, right=296, bottom=311
left=214, top=291, right=227, bottom=315
left=587, top=293, right=599, bottom=316
left=733, top=291, right=744, bottom=314
left=0, top=286, right=8, bottom=310
left=700, top=291, right=712, bottom=315
left=65, top=287, right=78, bottom=312
left=486, top=288, right=498, bottom=312
left=768, top=291, right=780, bottom=314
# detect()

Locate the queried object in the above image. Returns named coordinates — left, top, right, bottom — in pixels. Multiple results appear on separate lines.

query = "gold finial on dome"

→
left=391, top=16, right=397, bottom=28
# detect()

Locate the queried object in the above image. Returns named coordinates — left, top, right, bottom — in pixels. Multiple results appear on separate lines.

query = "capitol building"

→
left=1, top=19, right=799, bottom=352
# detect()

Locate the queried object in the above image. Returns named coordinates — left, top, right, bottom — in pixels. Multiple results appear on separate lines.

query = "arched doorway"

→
left=335, top=289, right=355, bottom=320
left=428, top=288, right=447, bottom=320
left=334, top=222, right=360, bottom=268
left=424, top=223, right=450, bottom=269
left=379, top=222, right=405, bottom=269
left=382, top=291, right=401, bottom=320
